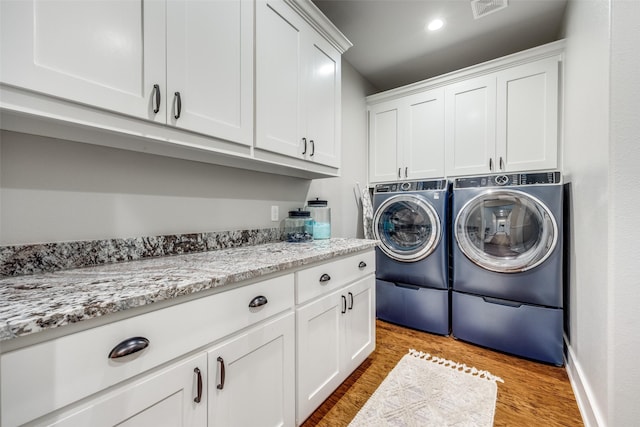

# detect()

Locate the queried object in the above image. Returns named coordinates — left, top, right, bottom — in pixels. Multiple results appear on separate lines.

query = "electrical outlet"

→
left=271, top=205, right=279, bottom=221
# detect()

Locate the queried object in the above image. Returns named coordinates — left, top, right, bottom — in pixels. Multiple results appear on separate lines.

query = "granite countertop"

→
left=0, top=238, right=377, bottom=342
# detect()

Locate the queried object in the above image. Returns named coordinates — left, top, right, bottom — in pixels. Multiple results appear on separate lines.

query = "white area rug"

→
left=349, top=349, right=504, bottom=427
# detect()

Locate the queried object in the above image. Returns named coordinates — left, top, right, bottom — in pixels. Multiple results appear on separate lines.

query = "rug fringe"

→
left=408, top=349, right=505, bottom=383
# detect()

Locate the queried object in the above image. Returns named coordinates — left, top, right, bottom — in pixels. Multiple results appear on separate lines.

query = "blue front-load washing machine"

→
left=451, top=171, right=564, bottom=365
left=372, top=179, right=450, bottom=335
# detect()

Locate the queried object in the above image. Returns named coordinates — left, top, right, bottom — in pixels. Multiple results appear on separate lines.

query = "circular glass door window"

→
left=373, top=195, right=441, bottom=262
left=455, top=190, right=558, bottom=273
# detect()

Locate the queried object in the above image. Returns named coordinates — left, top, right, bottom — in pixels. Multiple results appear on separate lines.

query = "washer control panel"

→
left=454, top=171, right=561, bottom=189
left=374, top=179, right=447, bottom=193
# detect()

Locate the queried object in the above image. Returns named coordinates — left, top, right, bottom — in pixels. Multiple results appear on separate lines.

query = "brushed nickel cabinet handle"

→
left=108, top=337, right=149, bottom=359
left=194, top=367, right=203, bottom=403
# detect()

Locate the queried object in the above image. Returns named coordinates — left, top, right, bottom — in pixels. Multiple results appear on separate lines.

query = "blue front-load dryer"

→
left=372, top=179, right=450, bottom=335
left=451, top=171, right=564, bottom=365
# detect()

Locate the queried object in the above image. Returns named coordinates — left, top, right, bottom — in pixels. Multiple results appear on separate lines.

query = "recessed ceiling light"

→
left=426, top=18, right=445, bottom=32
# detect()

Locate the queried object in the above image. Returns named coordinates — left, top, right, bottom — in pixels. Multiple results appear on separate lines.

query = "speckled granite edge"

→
left=0, top=238, right=378, bottom=342
left=0, top=228, right=281, bottom=277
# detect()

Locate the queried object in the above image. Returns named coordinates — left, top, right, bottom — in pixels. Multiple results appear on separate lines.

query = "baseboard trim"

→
left=565, top=339, right=607, bottom=427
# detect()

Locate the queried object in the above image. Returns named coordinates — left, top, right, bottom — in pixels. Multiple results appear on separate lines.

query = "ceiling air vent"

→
left=471, top=0, right=508, bottom=19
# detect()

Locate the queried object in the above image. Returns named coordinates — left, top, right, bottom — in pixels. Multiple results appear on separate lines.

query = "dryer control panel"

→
left=454, top=171, right=561, bottom=189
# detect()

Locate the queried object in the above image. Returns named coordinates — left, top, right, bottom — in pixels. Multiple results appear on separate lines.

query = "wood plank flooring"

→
left=302, top=319, right=583, bottom=427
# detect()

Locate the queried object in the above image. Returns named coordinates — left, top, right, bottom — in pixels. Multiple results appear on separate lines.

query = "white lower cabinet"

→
left=27, top=353, right=208, bottom=427
left=295, top=252, right=376, bottom=426
left=207, top=312, right=295, bottom=427
left=0, top=251, right=376, bottom=427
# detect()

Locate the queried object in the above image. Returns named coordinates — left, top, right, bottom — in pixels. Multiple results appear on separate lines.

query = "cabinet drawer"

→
left=1, top=274, right=294, bottom=427
left=296, top=250, right=375, bottom=305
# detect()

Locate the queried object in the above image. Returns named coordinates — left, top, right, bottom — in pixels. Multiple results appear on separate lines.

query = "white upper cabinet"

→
left=444, top=75, right=497, bottom=176
left=445, top=56, right=560, bottom=176
left=1, top=0, right=253, bottom=146
left=369, top=89, right=445, bottom=183
left=368, top=43, right=563, bottom=181
left=0, top=0, right=349, bottom=178
left=166, top=0, right=254, bottom=145
left=369, top=101, right=400, bottom=183
left=255, top=0, right=344, bottom=168
left=255, top=0, right=304, bottom=159
left=0, top=0, right=166, bottom=123
left=495, top=57, right=559, bottom=173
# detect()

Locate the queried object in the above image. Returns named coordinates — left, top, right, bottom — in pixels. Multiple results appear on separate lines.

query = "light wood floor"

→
left=302, top=319, right=583, bottom=427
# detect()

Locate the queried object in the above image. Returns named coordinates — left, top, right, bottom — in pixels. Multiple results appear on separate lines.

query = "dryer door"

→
left=373, top=194, right=441, bottom=262
left=455, top=189, right=557, bottom=273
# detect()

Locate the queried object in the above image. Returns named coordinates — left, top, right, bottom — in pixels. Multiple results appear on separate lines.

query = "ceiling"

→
left=312, top=0, right=568, bottom=93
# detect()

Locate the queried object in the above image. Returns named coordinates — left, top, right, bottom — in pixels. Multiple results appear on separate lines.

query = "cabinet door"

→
left=304, top=33, right=341, bottom=168
left=496, top=57, right=559, bottom=172
left=207, top=312, right=295, bottom=427
left=368, top=101, right=400, bottom=183
left=342, top=275, right=376, bottom=374
left=255, top=0, right=305, bottom=158
left=296, top=291, right=344, bottom=424
left=167, top=0, right=253, bottom=145
left=402, top=89, right=445, bottom=179
left=0, top=0, right=165, bottom=122
left=35, top=353, right=207, bottom=427
left=445, top=75, right=497, bottom=176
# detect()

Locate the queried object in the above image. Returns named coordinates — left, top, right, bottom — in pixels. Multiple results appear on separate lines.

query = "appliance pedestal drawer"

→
left=451, top=291, right=563, bottom=365
left=376, top=279, right=449, bottom=336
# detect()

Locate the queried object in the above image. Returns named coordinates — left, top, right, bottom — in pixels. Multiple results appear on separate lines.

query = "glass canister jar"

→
left=306, top=198, right=331, bottom=239
left=283, top=209, right=313, bottom=242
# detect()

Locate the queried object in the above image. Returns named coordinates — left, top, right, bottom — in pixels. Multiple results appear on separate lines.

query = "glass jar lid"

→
left=307, top=198, right=328, bottom=207
left=288, top=208, right=311, bottom=217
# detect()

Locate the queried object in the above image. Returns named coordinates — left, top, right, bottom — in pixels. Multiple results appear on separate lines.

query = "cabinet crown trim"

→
left=367, top=39, right=565, bottom=105
left=284, top=0, right=353, bottom=53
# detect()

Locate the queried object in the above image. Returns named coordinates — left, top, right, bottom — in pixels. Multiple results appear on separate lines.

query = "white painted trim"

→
left=565, top=338, right=607, bottom=427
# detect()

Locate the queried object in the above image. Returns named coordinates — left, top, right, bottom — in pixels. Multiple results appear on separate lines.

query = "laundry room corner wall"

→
left=608, top=0, right=640, bottom=425
left=562, top=0, right=610, bottom=425
left=306, top=60, right=375, bottom=238
left=562, top=0, right=640, bottom=425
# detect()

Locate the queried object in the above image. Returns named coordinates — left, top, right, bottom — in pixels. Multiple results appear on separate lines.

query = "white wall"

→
left=563, top=0, right=640, bottom=425
left=0, top=130, right=310, bottom=244
left=608, top=0, right=640, bottom=424
left=307, top=61, right=376, bottom=238
left=562, top=1, right=610, bottom=424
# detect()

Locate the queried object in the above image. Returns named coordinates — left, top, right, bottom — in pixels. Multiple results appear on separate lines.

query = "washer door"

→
left=373, top=194, right=441, bottom=262
left=455, top=189, right=558, bottom=273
